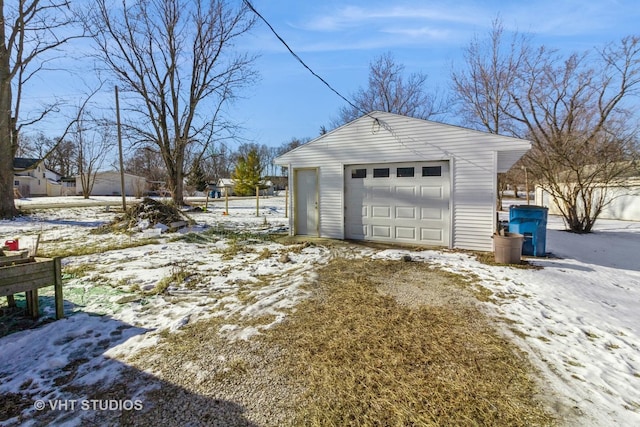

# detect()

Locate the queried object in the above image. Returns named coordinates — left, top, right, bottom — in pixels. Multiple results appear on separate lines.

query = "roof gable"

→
left=275, top=111, right=531, bottom=168
left=13, top=158, right=43, bottom=171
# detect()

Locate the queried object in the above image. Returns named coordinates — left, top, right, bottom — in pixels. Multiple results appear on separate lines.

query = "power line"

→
left=241, top=1, right=491, bottom=168
left=242, top=1, right=433, bottom=159
left=242, top=0, right=367, bottom=117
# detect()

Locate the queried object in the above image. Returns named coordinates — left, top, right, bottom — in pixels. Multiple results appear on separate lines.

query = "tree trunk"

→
left=0, top=76, right=17, bottom=218
left=172, top=150, right=185, bottom=205
left=0, top=137, right=16, bottom=217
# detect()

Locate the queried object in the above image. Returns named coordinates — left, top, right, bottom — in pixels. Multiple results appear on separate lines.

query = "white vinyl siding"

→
left=75, top=172, right=146, bottom=196
left=276, top=112, right=530, bottom=251
left=319, top=165, right=344, bottom=238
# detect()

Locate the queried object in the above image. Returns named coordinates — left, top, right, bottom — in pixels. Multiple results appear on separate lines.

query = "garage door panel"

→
left=371, top=205, right=391, bottom=218
left=421, top=186, right=443, bottom=198
left=396, top=186, right=415, bottom=197
left=421, top=228, right=443, bottom=241
left=421, top=207, right=442, bottom=220
left=345, top=161, right=449, bottom=246
left=370, top=186, right=391, bottom=200
left=396, top=206, right=416, bottom=219
left=396, top=227, right=416, bottom=239
left=372, top=225, right=391, bottom=238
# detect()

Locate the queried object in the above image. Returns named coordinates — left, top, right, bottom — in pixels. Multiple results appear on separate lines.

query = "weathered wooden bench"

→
left=0, top=256, right=64, bottom=320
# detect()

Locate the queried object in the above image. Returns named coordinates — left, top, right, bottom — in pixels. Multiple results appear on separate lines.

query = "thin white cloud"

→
left=281, top=3, right=485, bottom=53
left=298, top=4, right=487, bottom=32
left=253, top=0, right=639, bottom=56
left=381, top=26, right=452, bottom=40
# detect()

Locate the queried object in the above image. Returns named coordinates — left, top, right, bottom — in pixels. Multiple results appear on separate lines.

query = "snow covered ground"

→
left=1, top=196, right=639, bottom=426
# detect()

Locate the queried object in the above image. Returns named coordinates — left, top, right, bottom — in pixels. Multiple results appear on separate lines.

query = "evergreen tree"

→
left=187, top=161, right=208, bottom=192
left=232, top=148, right=263, bottom=196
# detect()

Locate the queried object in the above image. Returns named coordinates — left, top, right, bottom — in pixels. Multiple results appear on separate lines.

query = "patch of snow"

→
left=2, top=195, right=639, bottom=425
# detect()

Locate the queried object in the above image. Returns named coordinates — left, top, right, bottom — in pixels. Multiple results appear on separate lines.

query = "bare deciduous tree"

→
left=333, top=52, right=447, bottom=127
left=452, top=20, right=533, bottom=210
left=18, top=133, right=77, bottom=177
left=74, top=113, right=113, bottom=198
left=453, top=20, right=640, bottom=232
left=512, top=38, right=640, bottom=232
left=124, top=146, right=167, bottom=184
left=200, top=143, right=232, bottom=184
left=275, top=136, right=309, bottom=176
left=452, top=20, right=528, bottom=136
left=87, top=0, right=257, bottom=205
left=46, top=138, right=77, bottom=177
left=0, top=0, right=83, bottom=218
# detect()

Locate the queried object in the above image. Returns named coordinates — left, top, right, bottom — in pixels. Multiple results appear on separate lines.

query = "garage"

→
left=345, top=161, right=450, bottom=246
left=275, top=111, right=531, bottom=251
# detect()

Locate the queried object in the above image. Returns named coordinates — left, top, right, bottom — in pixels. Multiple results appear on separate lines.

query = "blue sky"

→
left=19, top=0, right=640, bottom=150
left=230, top=0, right=640, bottom=147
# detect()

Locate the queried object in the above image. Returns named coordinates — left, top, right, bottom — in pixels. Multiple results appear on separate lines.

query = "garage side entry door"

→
left=345, top=161, right=450, bottom=246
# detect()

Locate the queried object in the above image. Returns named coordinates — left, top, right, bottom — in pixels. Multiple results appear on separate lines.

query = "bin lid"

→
left=509, top=205, right=548, bottom=210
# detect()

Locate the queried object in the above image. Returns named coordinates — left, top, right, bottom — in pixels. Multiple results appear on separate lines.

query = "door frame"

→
left=293, top=168, right=319, bottom=236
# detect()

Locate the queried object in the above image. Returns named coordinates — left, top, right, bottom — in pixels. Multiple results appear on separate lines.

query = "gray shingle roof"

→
left=13, top=158, right=42, bottom=171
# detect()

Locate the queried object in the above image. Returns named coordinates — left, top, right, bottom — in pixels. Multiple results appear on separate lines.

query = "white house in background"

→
left=13, top=158, right=63, bottom=197
left=535, top=178, right=640, bottom=221
left=217, top=178, right=235, bottom=196
left=216, top=178, right=275, bottom=196
left=60, top=177, right=77, bottom=196
left=274, top=111, right=532, bottom=251
left=76, top=171, right=147, bottom=197
left=260, top=180, right=275, bottom=196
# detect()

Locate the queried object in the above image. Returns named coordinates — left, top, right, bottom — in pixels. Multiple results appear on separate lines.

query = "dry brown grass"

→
left=268, top=258, right=555, bottom=427
left=471, top=250, right=543, bottom=269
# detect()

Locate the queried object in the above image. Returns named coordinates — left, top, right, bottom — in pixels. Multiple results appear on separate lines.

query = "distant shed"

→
left=274, top=111, right=531, bottom=251
left=76, top=172, right=147, bottom=197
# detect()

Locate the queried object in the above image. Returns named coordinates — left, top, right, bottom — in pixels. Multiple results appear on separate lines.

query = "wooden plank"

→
left=0, top=273, right=56, bottom=296
left=0, top=265, right=54, bottom=282
left=0, top=251, right=30, bottom=267
left=0, top=257, right=63, bottom=320
left=26, top=290, right=39, bottom=319
left=0, top=262, right=54, bottom=277
left=0, top=270, right=54, bottom=286
left=54, top=257, right=64, bottom=319
left=2, top=250, right=29, bottom=258
left=0, top=257, right=33, bottom=267
left=6, top=294, right=16, bottom=307
left=25, top=290, right=33, bottom=316
left=0, top=259, right=52, bottom=275
left=0, top=266, right=54, bottom=285
left=0, top=259, right=56, bottom=296
left=0, top=261, right=54, bottom=284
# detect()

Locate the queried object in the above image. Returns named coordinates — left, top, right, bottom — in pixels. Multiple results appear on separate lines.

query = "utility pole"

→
left=115, top=86, right=126, bottom=211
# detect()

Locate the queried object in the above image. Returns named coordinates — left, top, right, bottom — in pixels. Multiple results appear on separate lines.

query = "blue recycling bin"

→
left=508, top=205, right=548, bottom=256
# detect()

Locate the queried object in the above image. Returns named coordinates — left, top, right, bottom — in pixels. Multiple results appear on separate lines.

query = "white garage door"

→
left=344, top=161, right=450, bottom=246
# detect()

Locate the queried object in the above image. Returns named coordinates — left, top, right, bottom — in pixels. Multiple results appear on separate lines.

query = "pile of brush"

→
left=97, top=198, right=192, bottom=233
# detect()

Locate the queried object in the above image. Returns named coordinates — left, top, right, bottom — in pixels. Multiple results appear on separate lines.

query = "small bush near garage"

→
left=269, top=258, right=555, bottom=426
